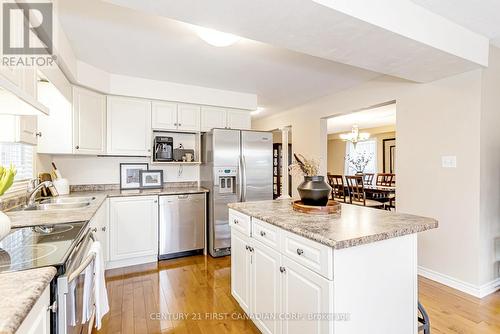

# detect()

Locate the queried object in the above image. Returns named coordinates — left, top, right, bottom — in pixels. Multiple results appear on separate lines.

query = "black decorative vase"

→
left=297, top=176, right=331, bottom=206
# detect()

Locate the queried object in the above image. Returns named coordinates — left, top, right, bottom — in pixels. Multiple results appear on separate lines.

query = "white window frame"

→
left=0, top=143, right=35, bottom=197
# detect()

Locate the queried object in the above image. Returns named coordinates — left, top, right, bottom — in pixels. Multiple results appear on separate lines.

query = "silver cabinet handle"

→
left=296, top=248, right=304, bottom=256
left=174, top=123, right=178, bottom=126
left=260, top=231, right=266, bottom=237
left=154, top=200, right=158, bottom=203
left=178, top=123, right=182, bottom=126
left=248, top=246, right=254, bottom=252
left=245, top=245, right=249, bottom=250
left=47, top=301, right=57, bottom=313
left=233, top=219, right=239, bottom=224
left=279, top=266, right=286, bottom=273
left=36, top=131, right=42, bottom=137
left=75, top=145, right=79, bottom=149
left=101, top=226, right=106, bottom=232
left=91, top=227, right=97, bottom=233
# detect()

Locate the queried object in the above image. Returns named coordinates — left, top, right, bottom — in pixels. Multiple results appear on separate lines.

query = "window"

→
left=344, top=140, right=377, bottom=176
left=0, top=142, right=34, bottom=182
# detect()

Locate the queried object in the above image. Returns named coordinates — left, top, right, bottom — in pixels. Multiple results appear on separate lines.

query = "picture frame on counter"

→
left=139, top=170, right=164, bottom=189
left=120, top=163, right=148, bottom=190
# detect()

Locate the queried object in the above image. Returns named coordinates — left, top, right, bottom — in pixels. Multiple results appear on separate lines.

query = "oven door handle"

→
left=67, top=232, right=96, bottom=284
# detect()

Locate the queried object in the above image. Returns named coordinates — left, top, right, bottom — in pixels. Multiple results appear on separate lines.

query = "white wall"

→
left=479, top=46, right=500, bottom=286
left=253, top=70, right=484, bottom=289
left=45, top=155, right=199, bottom=185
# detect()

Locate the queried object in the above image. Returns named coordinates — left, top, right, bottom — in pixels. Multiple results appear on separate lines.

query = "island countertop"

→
left=228, top=199, right=438, bottom=249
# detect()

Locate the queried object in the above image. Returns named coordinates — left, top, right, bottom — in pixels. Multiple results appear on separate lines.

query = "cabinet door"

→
left=37, top=81, right=73, bottom=154
left=251, top=239, right=282, bottom=334
left=200, top=106, right=226, bottom=132
left=281, top=256, right=334, bottom=334
left=152, top=101, right=178, bottom=130
left=16, top=286, right=50, bottom=334
left=107, top=96, right=152, bottom=156
left=109, top=196, right=158, bottom=261
left=18, top=116, right=38, bottom=145
left=89, top=200, right=109, bottom=262
left=73, top=86, right=106, bottom=154
left=226, top=109, right=251, bottom=130
left=231, top=229, right=252, bottom=313
left=177, top=104, right=200, bottom=131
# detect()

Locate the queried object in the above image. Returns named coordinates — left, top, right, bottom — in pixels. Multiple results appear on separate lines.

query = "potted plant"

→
left=289, top=154, right=331, bottom=206
left=345, top=151, right=373, bottom=175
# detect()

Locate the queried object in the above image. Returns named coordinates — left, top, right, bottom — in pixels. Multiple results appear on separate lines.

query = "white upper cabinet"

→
left=37, top=81, right=73, bottom=154
left=200, top=106, right=227, bottom=132
left=226, top=109, right=251, bottom=130
left=73, top=86, right=106, bottom=155
left=177, top=103, right=200, bottom=131
left=201, top=106, right=251, bottom=132
left=152, top=101, right=177, bottom=130
left=0, top=115, right=38, bottom=145
left=152, top=102, right=200, bottom=132
left=107, top=96, right=152, bottom=156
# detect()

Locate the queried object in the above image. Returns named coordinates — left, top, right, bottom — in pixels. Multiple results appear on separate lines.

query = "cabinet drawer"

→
left=252, top=218, right=280, bottom=250
left=281, top=231, right=333, bottom=279
left=229, top=209, right=251, bottom=236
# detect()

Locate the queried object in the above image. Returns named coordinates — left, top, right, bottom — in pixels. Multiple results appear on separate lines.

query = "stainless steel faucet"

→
left=26, top=179, right=53, bottom=207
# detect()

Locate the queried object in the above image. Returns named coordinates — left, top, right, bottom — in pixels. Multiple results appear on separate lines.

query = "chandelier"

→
left=339, top=125, right=370, bottom=144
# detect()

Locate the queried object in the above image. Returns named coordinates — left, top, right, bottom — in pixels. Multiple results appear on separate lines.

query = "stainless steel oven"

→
left=57, top=228, right=97, bottom=334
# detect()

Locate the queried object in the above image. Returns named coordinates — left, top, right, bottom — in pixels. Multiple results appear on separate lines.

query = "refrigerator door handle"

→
left=241, top=155, right=247, bottom=202
left=238, top=156, right=243, bottom=202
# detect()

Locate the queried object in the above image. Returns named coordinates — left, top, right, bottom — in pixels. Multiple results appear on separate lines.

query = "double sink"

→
left=13, top=196, right=96, bottom=211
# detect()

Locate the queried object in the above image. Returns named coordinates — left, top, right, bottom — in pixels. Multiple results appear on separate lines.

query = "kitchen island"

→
left=228, top=199, right=438, bottom=334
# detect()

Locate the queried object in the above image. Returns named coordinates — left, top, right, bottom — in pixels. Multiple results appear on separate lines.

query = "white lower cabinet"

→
left=231, top=229, right=252, bottom=313
left=230, top=213, right=333, bottom=334
left=281, top=256, right=333, bottom=334
left=16, top=286, right=50, bottom=334
left=251, top=238, right=282, bottom=334
left=89, top=200, right=109, bottom=262
left=108, top=196, right=158, bottom=267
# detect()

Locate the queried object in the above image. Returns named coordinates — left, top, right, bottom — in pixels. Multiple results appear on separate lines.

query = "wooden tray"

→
left=292, top=200, right=341, bottom=215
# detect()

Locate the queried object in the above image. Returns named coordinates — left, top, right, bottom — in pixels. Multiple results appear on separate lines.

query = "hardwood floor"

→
left=95, top=255, right=500, bottom=334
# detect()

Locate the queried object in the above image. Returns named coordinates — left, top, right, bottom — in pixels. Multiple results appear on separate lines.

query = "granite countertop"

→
left=228, top=199, right=438, bottom=249
left=0, top=267, right=56, bottom=334
left=6, top=186, right=208, bottom=228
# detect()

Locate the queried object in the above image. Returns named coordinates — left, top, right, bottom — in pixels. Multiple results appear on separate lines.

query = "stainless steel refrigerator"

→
left=201, top=128, right=273, bottom=257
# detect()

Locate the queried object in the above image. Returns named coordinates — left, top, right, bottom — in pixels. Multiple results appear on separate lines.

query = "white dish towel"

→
left=90, top=241, right=109, bottom=330
left=81, top=240, right=109, bottom=330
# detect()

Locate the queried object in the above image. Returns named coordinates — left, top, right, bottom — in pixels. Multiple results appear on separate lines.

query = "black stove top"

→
left=0, top=222, right=87, bottom=273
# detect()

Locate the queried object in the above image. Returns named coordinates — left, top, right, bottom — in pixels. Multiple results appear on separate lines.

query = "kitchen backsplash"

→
left=70, top=181, right=198, bottom=192
left=44, top=155, right=200, bottom=185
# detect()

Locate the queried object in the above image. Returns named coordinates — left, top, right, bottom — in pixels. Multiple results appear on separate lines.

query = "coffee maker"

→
left=154, top=136, right=173, bottom=161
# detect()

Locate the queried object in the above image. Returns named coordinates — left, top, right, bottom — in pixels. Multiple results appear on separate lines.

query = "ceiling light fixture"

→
left=339, top=125, right=370, bottom=144
left=250, top=107, right=265, bottom=116
left=196, top=26, right=241, bottom=47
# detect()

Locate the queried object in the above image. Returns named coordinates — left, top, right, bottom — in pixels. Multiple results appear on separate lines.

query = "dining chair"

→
left=345, top=175, right=384, bottom=208
left=363, top=173, right=374, bottom=186
left=376, top=173, right=394, bottom=187
left=327, top=174, right=346, bottom=202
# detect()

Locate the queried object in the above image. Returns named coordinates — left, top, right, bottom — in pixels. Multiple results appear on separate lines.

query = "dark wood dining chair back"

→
left=345, top=175, right=366, bottom=204
left=376, top=173, right=395, bottom=187
left=327, top=174, right=346, bottom=202
left=363, top=173, right=374, bottom=186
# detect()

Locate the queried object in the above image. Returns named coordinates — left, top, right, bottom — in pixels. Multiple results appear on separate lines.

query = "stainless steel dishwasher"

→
left=159, top=193, right=206, bottom=260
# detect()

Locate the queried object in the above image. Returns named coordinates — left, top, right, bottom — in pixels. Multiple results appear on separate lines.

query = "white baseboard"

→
left=106, top=255, right=157, bottom=270
left=418, top=266, right=500, bottom=298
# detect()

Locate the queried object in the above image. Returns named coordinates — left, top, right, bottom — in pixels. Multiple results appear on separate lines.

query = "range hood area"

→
left=0, top=75, right=49, bottom=116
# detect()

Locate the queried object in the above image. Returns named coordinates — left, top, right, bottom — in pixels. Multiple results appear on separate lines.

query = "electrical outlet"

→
left=441, top=156, right=457, bottom=168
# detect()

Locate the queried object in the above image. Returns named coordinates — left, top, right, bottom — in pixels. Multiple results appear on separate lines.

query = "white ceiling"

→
left=327, top=103, right=396, bottom=134
left=58, top=0, right=379, bottom=118
left=104, top=0, right=486, bottom=82
left=412, top=0, right=500, bottom=47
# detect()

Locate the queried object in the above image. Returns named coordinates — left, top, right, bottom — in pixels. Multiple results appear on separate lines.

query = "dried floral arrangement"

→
left=289, top=153, right=319, bottom=177
left=345, top=151, right=373, bottom=173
